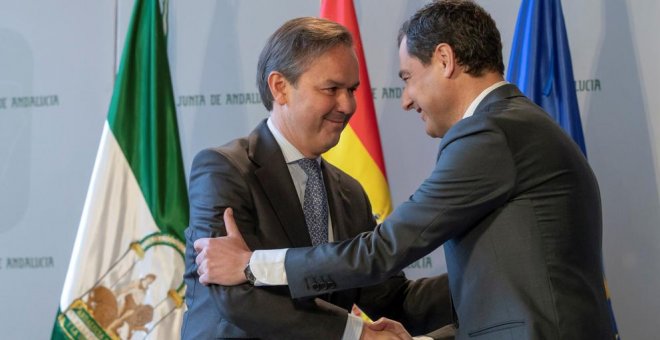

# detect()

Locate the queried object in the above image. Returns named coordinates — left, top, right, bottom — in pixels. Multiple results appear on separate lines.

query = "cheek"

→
left=409, top=82, right=426, bottom=105
left=347, top=96, right=357, bottom=112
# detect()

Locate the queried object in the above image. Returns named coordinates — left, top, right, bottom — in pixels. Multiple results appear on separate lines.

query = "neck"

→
left=454, top=72, right=505, bottom=115
left=270, top=108, right=320, bottom=159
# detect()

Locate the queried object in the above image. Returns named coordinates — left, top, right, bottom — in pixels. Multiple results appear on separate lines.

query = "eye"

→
left=322, top=87, right=337, bottom=95
left=347, top=86, right=358, bottom=95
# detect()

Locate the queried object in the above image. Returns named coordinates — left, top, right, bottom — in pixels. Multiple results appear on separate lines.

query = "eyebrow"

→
left=325, top=79, right=360, bottom=88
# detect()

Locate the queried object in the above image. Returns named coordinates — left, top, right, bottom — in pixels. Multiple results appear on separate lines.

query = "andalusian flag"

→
left=320, top=0, right=392, bottom=223
left=51, top=0, right=188, bottom=339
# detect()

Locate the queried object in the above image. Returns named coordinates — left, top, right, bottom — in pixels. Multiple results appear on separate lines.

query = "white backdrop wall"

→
left=1, top=1, right=659, bottom=339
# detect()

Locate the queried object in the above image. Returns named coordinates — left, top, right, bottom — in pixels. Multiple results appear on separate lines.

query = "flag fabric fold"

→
left=320, top=0, right=392, bottom=223
left=52, top=0, right=188, bottom=338
left=506, top=0, right=586, bottom=155
left=506, top=0, right=619, bottom=337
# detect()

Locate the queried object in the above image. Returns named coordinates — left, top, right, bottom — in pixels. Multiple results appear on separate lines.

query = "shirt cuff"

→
left=342, top=313, right=364, bottom=340
left=412, top=337, right=434, bottom=340
left=250, top=249, right=289, bottom=286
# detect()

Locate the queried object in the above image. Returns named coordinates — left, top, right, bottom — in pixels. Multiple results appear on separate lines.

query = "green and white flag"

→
left=52, top=0, right=189, bottom=339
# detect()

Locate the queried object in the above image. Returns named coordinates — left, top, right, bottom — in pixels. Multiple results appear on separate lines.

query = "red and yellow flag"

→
left=321, top=0, right=392, bottom=223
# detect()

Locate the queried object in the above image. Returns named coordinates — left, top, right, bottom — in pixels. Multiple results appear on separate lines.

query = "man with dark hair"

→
left=182, top=16, right=450, bottom=340
left=195, top=1, right=616, bottom=339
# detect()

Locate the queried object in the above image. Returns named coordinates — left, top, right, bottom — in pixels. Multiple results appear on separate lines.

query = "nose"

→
left=336, top=89, right=357, bottom=115
left=401, top=88, right=414, bottom=111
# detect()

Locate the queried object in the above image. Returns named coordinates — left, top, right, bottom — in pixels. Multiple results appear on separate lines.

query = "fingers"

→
left=361, top=320, right=409, bottom=340
left=197, top=262, right=208, bottom=285
left=195, top=255, right=209, bottom=286
left=193, top=237, right=208, bottom=253
left=195, top=246, right=208, bottom=284
left=198, top=271, right=209, bottom=286
left=367, top=318, right=409, bottom=336
left=195, top=245, right=206, bottom=267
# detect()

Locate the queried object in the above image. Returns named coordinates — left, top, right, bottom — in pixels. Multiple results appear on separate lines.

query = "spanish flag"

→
left=321, top=0, right=392, bottom=223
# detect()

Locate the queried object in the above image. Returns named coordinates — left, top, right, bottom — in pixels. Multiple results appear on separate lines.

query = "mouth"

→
left=324, top=113, right=348, bottom=125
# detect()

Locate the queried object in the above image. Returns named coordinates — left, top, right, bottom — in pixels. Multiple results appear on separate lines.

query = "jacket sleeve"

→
left=284, top=118, right=516, bottom=299
left=344, top=188, right=453, bottom=335
left=357, top=273, right=452, bottom=335
left=182, top=148, right=350, bottom=340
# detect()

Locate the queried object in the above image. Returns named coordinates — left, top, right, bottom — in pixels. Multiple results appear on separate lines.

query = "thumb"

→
left=366, top=321, right=387, bottom=331
left=223, top=207, right=239, bottom=237
left=367, top=318, right=387, bottom=331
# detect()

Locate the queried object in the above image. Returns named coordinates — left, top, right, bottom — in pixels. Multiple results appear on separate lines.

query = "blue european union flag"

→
left=506, top=0, right=586, bottom=155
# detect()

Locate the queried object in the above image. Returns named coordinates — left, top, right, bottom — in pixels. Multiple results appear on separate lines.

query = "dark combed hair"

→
left=256, top=17, right=353, bottom=111
left=398, top=0, right=504, bottom=76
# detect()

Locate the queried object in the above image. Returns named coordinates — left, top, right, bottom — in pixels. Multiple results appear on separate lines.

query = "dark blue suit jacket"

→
left=285, top=85, right=615, bottom=339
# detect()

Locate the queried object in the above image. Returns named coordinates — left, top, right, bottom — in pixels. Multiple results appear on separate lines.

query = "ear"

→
left=267, top=71, right=289, bottom=105
left=433, top=43, right=456, bottom=78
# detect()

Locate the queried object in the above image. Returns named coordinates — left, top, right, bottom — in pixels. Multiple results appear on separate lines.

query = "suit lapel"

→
left=249, top=121, right=312, bottom=247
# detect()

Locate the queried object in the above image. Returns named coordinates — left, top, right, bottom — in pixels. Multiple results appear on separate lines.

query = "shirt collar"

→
left=267, top=117, right=319, bottom=164
left=462, top=80, right=508, bottom=120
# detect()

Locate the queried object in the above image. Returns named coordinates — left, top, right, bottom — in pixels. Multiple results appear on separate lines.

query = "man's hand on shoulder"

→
left=194, top=208, right=252, bottom=286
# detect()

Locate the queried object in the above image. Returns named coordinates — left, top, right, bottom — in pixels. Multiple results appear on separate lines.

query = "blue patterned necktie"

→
left=298, top=158, right=329, bottom=246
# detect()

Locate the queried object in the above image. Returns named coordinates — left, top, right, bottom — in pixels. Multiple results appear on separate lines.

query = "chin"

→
left=425, top=127, right=444, bottom=139
left=424, top=124, right=436, bottom=137
left=323, top=136, right=342, bottom=151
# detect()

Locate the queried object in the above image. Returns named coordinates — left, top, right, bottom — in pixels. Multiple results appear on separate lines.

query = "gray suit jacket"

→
left=285, top=85, right=615, bottom=339
left=181, top=120, right=451, bottom=339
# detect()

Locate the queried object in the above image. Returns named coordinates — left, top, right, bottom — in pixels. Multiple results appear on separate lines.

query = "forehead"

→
left=302, top=45, right=359, bottom=83
left=398, top=37, right=421, bottom=75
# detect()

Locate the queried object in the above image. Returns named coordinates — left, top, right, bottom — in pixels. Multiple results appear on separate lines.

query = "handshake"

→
left=360, top=318, right=414, bottom=340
